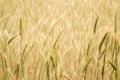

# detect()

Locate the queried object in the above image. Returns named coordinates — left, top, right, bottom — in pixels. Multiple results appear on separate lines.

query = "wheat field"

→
left=0, top=0, right=120, bottom=80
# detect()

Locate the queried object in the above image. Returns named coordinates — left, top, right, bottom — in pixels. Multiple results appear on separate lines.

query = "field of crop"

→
left=0, top=0, right=120, bottom=80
